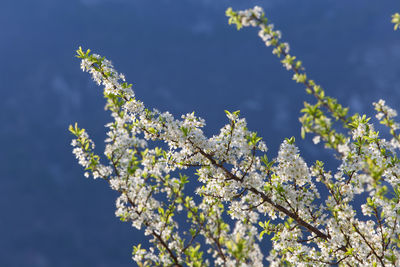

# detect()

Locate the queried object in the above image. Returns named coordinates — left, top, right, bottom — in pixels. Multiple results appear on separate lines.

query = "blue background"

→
left=2, top=0, right=400, bottom=266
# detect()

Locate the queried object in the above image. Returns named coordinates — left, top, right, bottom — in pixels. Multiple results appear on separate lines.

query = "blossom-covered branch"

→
left=70, top=5, right=400, bottom=266
left=225, top=6, right=400, bottom=266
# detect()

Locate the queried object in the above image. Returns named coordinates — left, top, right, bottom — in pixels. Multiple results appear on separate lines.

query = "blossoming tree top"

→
left=70, top=6, right=400, bottom=266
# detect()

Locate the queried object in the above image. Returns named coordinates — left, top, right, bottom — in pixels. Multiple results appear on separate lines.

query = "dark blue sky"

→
left=1, top=0, right=400, bottom=266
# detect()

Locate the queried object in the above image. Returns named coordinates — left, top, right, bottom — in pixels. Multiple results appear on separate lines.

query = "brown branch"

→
left=195, top=145, right=330, bottom=240
left=352, top=223, right=385, bottom=267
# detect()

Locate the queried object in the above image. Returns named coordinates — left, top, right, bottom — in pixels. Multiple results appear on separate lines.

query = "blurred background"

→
left=2, top=0, right=400, bottom=266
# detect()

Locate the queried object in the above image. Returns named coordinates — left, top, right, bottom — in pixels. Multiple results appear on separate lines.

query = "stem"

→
left=196, top=145, right=330, bottom=240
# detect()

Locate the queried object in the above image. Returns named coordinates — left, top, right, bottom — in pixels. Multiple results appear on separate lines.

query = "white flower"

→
left=312, top=135, right=321, bottom=144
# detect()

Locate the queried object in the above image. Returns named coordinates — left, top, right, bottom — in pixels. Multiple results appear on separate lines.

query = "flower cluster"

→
left=70, top=6, right=400, bottom=267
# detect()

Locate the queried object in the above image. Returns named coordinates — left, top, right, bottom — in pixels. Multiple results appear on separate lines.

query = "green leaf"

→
left=180, top=126, right=189, bottom=137
left=344, top=247, right=354, bottom=256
